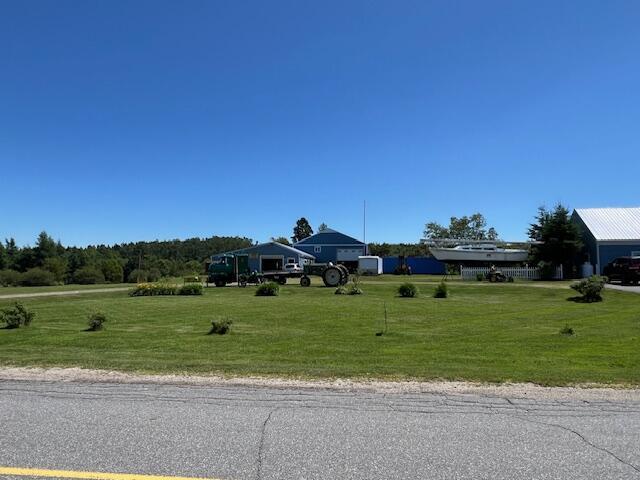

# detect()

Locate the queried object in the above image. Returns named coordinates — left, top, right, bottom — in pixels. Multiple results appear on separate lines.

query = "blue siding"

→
left=295, top=244, right=365, bottom=263
left=214, top=242, right=314, bottom=273
left=598, top=244, right=640, bottom=273
left=382, top=257, right=446, bottom=274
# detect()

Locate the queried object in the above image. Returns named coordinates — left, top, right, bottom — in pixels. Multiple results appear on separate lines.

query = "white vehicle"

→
left=430, top=244, right=528, bottom=262
left=284, top=263, right=303, bottom=273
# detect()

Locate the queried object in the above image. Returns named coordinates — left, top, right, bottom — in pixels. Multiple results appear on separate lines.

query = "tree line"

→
left=0, top=232, right=252, bottom=286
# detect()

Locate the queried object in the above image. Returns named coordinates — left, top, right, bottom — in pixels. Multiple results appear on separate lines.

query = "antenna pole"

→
left=363, top=200, right=367, bottom=255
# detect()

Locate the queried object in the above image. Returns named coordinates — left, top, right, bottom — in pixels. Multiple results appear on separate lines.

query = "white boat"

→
left=430, top=244, right=528, bottom=263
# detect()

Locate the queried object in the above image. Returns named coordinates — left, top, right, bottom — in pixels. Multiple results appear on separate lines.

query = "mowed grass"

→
left=0, top=276, right=639, bottom=385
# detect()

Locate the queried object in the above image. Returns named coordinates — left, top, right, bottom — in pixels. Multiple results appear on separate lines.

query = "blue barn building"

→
left=572, top=207, right=640, bottom=274
left=293, top=228, right=366, bottom=267
left=214, top=242, right=315, bottom=272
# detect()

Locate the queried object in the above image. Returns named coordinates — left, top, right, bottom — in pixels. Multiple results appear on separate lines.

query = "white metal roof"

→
left=574, top=207, right=640, bottom=241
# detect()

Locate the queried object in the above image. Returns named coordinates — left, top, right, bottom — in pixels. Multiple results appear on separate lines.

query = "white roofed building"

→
left=572, top=207, right=640, bottom=274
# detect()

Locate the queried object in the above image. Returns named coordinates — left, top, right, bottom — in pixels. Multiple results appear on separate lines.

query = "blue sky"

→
left=2, top=1, right=639, bottom=247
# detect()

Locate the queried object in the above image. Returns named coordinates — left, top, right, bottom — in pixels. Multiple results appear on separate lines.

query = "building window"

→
left=314, top=246, right=321, bottom=253
left=287, top=257, right=295, bottom=264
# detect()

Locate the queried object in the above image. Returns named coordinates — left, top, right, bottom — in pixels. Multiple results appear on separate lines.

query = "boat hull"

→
left=430, top=247, right=528, bottom=263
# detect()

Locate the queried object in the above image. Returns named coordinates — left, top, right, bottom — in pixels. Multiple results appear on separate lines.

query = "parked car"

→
left=284, top=263, right=303, bottom=274
left=603, top=256, right=640, bottom=285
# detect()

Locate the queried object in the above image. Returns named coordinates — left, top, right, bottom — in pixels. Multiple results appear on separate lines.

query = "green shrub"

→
left=256, top=282, right=279, bottom=296
left=87, top=312, right=107, bottom=331
left=209, top=318, right=232, bottom=335
left=398, top=282, right=418, bottom=298
left=1, top=302, right=35, bottom=328
left=73, top=266, right=106, bottom=285
left=19, top=268, right=56, bottom=286
left=178, top=283, right=203, bottom=295
left=0, top=269, right=21, bottom=287
left=334, top=286, right=347, bottom=295
left=560, top=325, right=574, bottom=336
left=127, top=269, right=149, bottom=283
left=348, top=285, right=363, bottom=295
left=571, top=275, right=606, bottom=302
left=434, top=281, right=448, bottom=298
left=476, top=273, right=484, bottom=282
left=129, top=282, right=178, bottom=296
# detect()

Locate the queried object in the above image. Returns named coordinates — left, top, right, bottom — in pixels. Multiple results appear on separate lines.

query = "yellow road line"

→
left=0, top=467, right=225, bottom=480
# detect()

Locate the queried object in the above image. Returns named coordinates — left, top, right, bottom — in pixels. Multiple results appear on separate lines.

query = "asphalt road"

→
left=1, top=380, right=639, bottom=480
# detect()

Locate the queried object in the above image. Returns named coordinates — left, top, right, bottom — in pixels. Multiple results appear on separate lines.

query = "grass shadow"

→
left=566, top=296, right=602, bottom=304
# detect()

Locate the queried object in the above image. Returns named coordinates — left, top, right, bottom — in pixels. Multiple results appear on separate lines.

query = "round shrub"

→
left=434, top=281, right=448, bottom=298
left=1, top=302, right=35, bottom=328
left=348, top=286, right=363, bottom=295
left=570, top=275, right=606, bottom=302
left=73, top=266, right=105, bottom=285
left=398, top=282, right=418, bottom=298
left=209, top=318, right=232, bottom=335
left=335, top=286, right=347, bottom=295
left=256, top=282, right=279, bottom=296
left=87, top=312, right=107, bottom=331
left=476, top=273, right=484, bottom=282
left=20, top=268, right=56, bottom=286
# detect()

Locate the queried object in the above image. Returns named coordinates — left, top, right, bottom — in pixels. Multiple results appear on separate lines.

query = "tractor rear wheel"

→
left=278, top=276, right=287, bottom=285
left=323, top=266, right=342, bottom=287
left=337, top=265, right=349, bottom=285
left=214, top=279, right=226, bottom=287
left=300, top=276, right=311, bottom=287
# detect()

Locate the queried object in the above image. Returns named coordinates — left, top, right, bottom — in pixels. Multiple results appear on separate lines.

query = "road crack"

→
left=256, top=408, right=277, bottom=480
left=515, top=415, right=640, bottom=476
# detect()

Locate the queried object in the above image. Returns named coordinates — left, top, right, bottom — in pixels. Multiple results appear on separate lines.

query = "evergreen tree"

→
left=292, top=218, right=313, bottom=243
left=528, top=204, right=582, bottom=276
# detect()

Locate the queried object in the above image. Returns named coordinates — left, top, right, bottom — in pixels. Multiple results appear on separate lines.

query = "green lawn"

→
left=0, top=275, right=638, bottom=385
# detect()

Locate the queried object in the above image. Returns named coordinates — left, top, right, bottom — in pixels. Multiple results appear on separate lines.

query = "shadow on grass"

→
left=566, top=296, right=603, bottom=304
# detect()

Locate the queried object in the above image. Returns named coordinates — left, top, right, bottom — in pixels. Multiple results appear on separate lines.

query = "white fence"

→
left=460, top=265, right=563, bottom=280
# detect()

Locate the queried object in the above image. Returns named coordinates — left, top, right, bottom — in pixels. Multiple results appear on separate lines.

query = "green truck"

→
left=207, top=254, right=290, bottom=287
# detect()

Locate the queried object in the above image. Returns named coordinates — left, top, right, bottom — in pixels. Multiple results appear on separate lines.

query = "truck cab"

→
left=208, top=254, right=250, bottom=287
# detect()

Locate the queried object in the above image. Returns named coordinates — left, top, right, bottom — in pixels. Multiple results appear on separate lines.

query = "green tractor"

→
left=299, top=263, right=349, bottom=287
left=208, top=254, right=254, bottom=287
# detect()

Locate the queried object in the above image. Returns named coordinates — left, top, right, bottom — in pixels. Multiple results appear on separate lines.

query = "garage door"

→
left=337, top=248, right=361, bottom=261
left=261, top=256, right=284, bottom=272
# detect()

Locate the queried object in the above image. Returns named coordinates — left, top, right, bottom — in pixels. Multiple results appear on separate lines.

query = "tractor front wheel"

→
left=300, top=276, right=311, bottom=287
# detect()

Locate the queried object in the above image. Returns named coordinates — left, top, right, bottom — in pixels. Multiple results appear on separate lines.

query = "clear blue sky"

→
left=2, top=1, right=639, bottom=247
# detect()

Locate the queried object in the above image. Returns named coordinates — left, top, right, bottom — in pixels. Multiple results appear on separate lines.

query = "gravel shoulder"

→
left=1, top=366, right=639, bottom=402
left=0, top=287, right=130, bottom=299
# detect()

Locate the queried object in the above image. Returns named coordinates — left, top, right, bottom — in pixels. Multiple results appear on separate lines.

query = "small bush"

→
left=398, top=282, right=418, bottom=298
left=348, top=285, right=363, bottom=295
left=209, top=318, right=232, bottom=335
left=0, top=269, right=21, bottom=287
left=434, top=281, right=448, bottom=298
left=476, top=273, right=484, bottom=282
left=571, top=275, right=606, bottom=302
left=1, top=302, right=35, bottom=328
left=256, top=282, right=279, bottom=296
left=560, top=325, right=574, bottom=336
left=73, top=266, right=106, bottom=285
left=129, top=282, right=178, bottom=296
left=334, top=286, right=347, bottom=295
left=178, top=283, right=203, bottom=295
left=87, top=312, right=107, bottom=331
left=19, top=268, right=56, bottom=286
